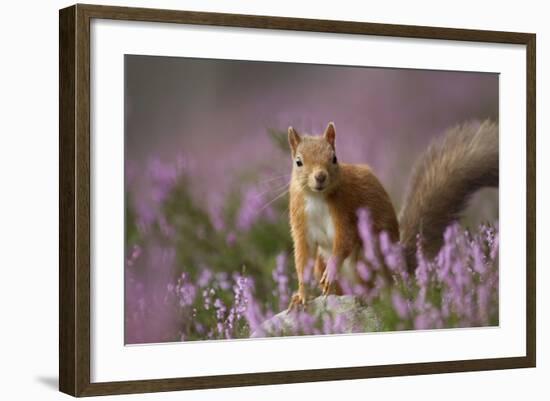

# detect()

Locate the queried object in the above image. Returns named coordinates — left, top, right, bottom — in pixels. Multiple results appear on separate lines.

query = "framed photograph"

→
left=59, top=4, right=536, bottom=397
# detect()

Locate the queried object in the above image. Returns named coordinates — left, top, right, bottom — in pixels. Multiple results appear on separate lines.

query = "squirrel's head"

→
left=287, top=122, right=340, bottom=195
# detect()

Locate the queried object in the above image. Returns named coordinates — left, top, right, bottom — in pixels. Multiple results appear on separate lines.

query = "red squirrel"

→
left=287, top=120, right=498, bottom=308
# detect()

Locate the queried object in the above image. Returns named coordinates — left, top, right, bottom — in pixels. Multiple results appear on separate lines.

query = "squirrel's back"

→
left=328, top=163, right=399, bottom=241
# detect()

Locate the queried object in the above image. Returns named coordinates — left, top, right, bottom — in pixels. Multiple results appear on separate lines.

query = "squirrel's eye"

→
left=332, top=155, right=338, bottom=164
left=296, top=159, right=303, bottom=167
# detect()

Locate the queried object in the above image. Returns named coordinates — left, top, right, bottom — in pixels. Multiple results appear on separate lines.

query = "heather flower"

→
left=272, top=253, right=290, bottom=310
left=173, top=272, right=197, bottom=307
left=214, top=298, right=226, bottom=319
left=178, top=283, right=196, bottom=307
left=356, top=261, right=371, bottom=282
left=338, top=277, right=354, bottom=296
left=215, top=272, right=231, bottom=290
left=414, top=313, right=430, bottom=330
left=392, top=292, right=410, bottom=319
left=202, top=288, right=215, bottom=310
left=325, top=256, right=338, bottom=284
left=148, top=158, right=180, bottom=204
left=126, top=244, right=142, bottom=267
left=357, top=208, right=380, bottom=268
left=197, top=267, right=213, bottom=288
left=213, top=298, right=227, bottom=337
left=379, top=231, right=407, bottom=281
left=232, top=273, right=249, bottom=318
left=472, top=241, right=487, bottom=274
left=236, top=186, right=276, bottom=230
left=243, top=294, right=266, bottom=335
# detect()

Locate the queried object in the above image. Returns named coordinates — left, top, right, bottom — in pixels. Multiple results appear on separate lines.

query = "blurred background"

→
left=125, top=55, right=498, bottom=216
left=124, top=55, right=499, bottom=344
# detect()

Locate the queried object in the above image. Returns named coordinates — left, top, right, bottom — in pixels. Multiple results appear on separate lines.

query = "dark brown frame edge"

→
left=59, top=3, right=536, bottom=397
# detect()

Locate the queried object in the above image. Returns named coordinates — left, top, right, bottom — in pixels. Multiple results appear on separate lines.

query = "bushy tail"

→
left=399, top=119, right=499, bottom=270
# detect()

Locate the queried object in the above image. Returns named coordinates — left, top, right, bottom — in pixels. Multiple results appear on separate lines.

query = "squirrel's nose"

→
left=315, top=172, right=327, bottom=184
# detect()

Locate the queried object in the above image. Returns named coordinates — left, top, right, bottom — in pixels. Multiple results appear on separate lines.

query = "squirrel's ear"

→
left=288, top=126, right=301, bottom=156
left=324, top=122, right=336, bottom=149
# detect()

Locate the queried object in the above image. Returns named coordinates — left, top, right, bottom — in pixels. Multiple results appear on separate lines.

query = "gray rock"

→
left=250, top=295, right=381, bottom=338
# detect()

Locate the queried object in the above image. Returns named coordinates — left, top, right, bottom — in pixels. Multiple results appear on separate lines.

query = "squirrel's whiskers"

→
left=253, top=181, right=290, bottom=200
left=258, top=187, right=289, bottom=214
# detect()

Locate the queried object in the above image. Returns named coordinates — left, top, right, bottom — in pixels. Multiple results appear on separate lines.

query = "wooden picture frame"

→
left=59, top=3, right=536, bottom=397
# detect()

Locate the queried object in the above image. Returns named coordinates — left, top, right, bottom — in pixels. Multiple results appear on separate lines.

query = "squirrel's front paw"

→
left=320, top=269, right=336, bottom=296
left=287, top=289, right=307, bottom=313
